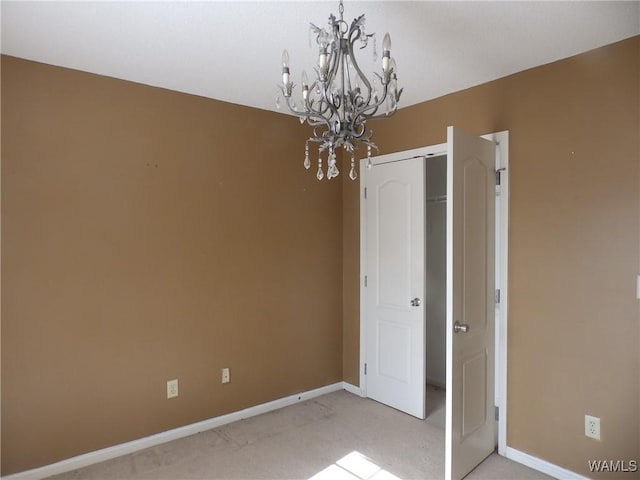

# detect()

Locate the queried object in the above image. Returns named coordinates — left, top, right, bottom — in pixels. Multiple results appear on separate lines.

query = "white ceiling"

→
left=2, top=1, right=639, bottom=114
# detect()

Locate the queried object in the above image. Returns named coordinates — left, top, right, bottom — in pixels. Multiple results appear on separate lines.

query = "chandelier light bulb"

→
left=301, top=70, right=309, bottom=100
left=389, top=57, right=397, bottom=76
left=382, top=32, right=391, bottom=72
left=318, top=47, right=329, bottom=75
left=382, top=32, right=392, bottom=52
left=282, top=49, right=291, bottom=88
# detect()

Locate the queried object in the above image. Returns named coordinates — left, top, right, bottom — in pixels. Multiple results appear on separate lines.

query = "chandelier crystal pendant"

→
left=278, top=0, right=402, bottom=180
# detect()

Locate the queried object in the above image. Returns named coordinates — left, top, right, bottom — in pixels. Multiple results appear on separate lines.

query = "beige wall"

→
left=343, top=36, right=639, bottom=478
left=1, top=56, right=343, bottom=475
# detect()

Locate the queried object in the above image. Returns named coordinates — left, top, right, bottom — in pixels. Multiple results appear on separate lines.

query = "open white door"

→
left=364, top=157, right=426, bottom=419
left=445, top=126, right=496, bottom=480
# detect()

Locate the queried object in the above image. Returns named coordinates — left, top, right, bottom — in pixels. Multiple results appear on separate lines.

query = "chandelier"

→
left=278, top=0, right=402, bottom=180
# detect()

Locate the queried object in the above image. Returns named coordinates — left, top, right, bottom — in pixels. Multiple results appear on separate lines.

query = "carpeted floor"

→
left=48, top=387, right=551, bottom=480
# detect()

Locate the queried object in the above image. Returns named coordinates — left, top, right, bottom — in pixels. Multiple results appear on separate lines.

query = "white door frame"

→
left=359, top=130, right=509, bottom=455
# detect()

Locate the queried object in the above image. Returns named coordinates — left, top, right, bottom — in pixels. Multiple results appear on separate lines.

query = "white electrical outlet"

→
left=585, top=414, right=600, bottom=440
left=167, top=379, right=179, bottom=399
left=221, top=368, right=230, bottom=384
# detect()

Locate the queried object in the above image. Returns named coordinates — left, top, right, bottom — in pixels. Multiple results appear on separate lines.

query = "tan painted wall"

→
left=343, top=37, right=639, bottom=478
left=1, top=56, right=343, bottom=475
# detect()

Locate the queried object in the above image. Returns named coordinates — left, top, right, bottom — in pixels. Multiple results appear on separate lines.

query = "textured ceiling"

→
left=2, top=1, right=639, bottom=113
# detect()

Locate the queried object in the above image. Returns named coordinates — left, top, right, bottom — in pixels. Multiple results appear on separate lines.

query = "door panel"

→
left=446, top=126, right=496, bottom=480
left=461, top=350, right=487, bottom=437
left=365, top=157, right=425, bottom=419
left=377, top=180, right=411, bottom=308
left=377, top=321, right=411, bottom=382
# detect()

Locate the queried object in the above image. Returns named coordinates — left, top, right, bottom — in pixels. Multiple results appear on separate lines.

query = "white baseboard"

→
left=342, top=381, right=365, bottom=397
left=6, top=386, right=583, bottom=480
left=505, top=446, right=591, bottom=480
left=3, top=382, right=344, bottom=480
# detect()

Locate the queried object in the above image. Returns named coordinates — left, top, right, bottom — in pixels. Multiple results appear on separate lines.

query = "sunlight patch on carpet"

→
left=309, top=451, right=402, bottom=480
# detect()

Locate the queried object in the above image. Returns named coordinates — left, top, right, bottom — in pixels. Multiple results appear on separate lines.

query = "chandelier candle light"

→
left=277, top=0, right=402, bottom=180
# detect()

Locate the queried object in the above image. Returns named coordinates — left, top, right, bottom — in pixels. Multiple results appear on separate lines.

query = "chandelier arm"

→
left=352, top=73, right=394, bottom=123
left=319, top=21, right=346, bottom=124
left=357, top=102, right=383, bottom=120
left=352, top=97, right=385, bottom=127
left=296, top=83, right=335, bottom=131
left=345, top=122, right=366, bottom=141
left=307, top=77, right=335, bottom=120
left=364, top=105, right=400, bottom=122
left=346, top=22, right=373, bottom=108
left=313, top=125, right=331, bottom=141
left=308, top=134, right=324, bottom=145
left=361, top=106, right=380, bottom=119
left=309, top=99, right=335, bottom=130
left=307, top=112, right=333, bottom=133
left=281, top=88, right=310, bottom=118
left=359, top=81, right=402, bottom=122
left=302, top=100, right=332, bottom=126
left=306, top=117, right=331, bottom=128
left=347, top=25, right=393, bottom=123
left=308, top=95, right=334, bottom=121
left=315, top=101, right=333, bottom=119
left=346, top=23, right=395, bottom=127
left=317, top=88, right=339, bottom=128
left=319, top=70, right=342, bottom=133
left=351, top=127, right=374, bottom=144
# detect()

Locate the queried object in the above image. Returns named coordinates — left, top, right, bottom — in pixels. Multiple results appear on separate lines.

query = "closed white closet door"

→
left=364, top=157, right=426, bottom=419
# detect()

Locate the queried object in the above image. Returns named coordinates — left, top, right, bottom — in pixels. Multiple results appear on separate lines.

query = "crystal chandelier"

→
left=278, top=0, right=402, bottom=180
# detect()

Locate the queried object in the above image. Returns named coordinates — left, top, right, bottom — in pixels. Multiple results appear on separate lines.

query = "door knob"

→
left=454, top=321, right=469, bottom=333
left=410, top=298, right=421, bottom=307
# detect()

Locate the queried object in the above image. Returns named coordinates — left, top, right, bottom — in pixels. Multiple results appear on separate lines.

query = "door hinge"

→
left=496, top=168, right=505, bottom=186
left=364, top=275, right=368, bottom=287
left=364, top=187, right=368, bottom=199
left=495, top=289, right=501, bottom=304
left=495, top=406, right=499, bottom=421
left=364, top=363, right=367, bottom=375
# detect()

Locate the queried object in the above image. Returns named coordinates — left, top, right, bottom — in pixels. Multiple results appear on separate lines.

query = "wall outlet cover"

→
left=585, top=414, right=600, bottom=440
left=167, top=379, right=179, bottom=399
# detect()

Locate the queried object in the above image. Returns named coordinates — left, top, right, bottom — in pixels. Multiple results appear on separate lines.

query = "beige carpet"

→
left=48, top=388, right=551, bottom=480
